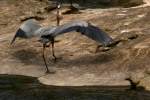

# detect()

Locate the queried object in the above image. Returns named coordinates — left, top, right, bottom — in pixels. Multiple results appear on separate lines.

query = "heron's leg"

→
left=42, top=43, right=50, bottom=73
left=51, top=39, right=57, bottom=62
left=95, top=45, right=102, bottom=53
left=70, top=0, right=73, bottom=7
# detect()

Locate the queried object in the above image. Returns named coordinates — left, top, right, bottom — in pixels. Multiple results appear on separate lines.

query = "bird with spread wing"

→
left=11, top=19, right=113, bottom=73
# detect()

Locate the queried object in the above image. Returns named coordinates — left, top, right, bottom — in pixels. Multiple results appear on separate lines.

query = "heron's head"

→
left=10, top=28, right=28, bottom=45
left=10, top=19, right=41, bottom=45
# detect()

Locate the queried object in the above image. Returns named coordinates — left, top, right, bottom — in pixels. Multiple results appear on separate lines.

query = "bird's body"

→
left=11, top=19, right=113, bottom=73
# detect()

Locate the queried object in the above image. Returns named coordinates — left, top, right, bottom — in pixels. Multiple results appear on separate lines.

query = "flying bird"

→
left=11, top=19, right=113, bottom=73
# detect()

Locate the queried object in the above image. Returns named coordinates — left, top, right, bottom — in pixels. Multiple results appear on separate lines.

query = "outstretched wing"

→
left=82, top=23, right=113, bottom=46
left=50, top=20, right=113, bottom=46
left=11, top=20, right=113, bottom=46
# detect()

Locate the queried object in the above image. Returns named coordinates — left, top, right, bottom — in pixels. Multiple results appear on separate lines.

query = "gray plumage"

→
left=11, top=19, right=113, bottom=46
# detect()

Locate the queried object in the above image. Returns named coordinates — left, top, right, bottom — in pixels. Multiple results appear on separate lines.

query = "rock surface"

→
left=0, top=0, right=150, bottom=99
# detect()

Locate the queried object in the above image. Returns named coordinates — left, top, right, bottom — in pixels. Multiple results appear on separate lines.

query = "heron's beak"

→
left=10, top=32, right=17, bottom=45
left=10, top=28, right=25, bottom=45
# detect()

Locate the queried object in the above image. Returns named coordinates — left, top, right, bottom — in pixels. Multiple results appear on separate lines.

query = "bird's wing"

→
left=82, top=23, right=113, bottom=46
left=12, top=20, right=113, bottom=46
left=50, top=20, right=113, bottom=46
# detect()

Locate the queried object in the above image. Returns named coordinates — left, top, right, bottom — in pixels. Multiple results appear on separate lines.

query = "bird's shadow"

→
left=11, top=48, right=113, bottom=67
left=11, top=49, right=44, bottom=66
left=60, top=52, right=114, bottom=67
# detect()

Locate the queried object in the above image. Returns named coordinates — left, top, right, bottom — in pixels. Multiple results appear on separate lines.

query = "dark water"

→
left=0, top=74, right=150, bottom=100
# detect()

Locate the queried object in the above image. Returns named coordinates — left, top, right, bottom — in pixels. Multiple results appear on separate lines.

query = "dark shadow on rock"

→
left=0, top=74, right=149, bottom=100
left=11, top=49, right=45, bottom=66
left=65, top=53, right=114, bottom=66
left=11, top=48, right=115, bottom=68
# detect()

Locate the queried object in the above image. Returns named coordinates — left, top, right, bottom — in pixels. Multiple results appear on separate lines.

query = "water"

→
left=0, top=74, right=149, bottom=100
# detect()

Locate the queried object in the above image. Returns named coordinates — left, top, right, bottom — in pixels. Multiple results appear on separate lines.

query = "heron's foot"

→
left=95, top=45, right=102, bottom=53
left=52, top=57, right=57, bottom=63
left=45, top=44, right=50, bottom=47
left=50, top=56, right=62, bottom=63
left=107, top=39, right=122, bottom=47
left=95, top=45, right=111, bottom=53
left=45, top=69, right=56, bottom=74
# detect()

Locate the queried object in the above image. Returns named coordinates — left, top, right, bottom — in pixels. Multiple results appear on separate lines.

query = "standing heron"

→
left=11, top=19, right=113, bottom=73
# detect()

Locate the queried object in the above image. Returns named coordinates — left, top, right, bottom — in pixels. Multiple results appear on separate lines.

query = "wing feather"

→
left=83, top=24, right=113, bottom=46
left=50, top=21, right=113, bottom=46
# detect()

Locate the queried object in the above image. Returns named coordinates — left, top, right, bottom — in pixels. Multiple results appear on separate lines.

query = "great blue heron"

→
left=11, top=19, right=113, bottom=73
